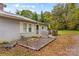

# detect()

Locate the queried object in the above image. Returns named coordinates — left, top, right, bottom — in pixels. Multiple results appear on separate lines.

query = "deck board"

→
left=18, top=36, right=56, bottom=50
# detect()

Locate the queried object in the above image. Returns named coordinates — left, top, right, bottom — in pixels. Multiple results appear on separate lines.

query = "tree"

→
left=51, top=3, right=79, bottom=30
left=64, top=3, right=79, bottom=30
left=43, top=11, right=54, bottom=30
left=16, top=10, right=33, bottom=19
left=16, top=10, right=21, bottom=15
left=52, top=4, right=66, bottom=30
left=15, top=3, right=79, bottom=30
left=32, top=12, right=38, bottom=21
left=40, top=11, right=44, bottom=22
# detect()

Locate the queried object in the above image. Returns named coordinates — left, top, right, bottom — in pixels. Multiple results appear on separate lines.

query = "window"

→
left=29, top=24, right=32, bottom=32
left=23, top=23, right=27, bottom=32
left=42, top=26, right=44, bottom=29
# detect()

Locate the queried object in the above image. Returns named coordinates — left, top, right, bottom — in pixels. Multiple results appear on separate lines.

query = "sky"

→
left=4, top=3, right=57, bottom=14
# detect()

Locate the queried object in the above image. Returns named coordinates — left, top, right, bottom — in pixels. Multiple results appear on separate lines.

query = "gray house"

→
left=0, top=3, right=48, bottom=42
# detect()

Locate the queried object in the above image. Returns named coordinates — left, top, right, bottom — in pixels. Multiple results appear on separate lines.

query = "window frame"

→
left=23, top=23, right=27, bottom=33
left=28, top=24, right=32, bottom=32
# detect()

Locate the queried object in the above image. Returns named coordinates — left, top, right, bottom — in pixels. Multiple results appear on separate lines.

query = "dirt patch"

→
left=66, top=35, right=79, bottom=56
left=0, top=35, right=76, bottom=56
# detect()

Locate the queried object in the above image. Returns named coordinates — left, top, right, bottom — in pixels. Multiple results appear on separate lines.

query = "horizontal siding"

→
left=0, top=17, right=20, bottom=42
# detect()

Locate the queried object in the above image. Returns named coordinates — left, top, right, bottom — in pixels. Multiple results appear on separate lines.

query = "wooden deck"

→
left=18, top=36, right=56, bottom=50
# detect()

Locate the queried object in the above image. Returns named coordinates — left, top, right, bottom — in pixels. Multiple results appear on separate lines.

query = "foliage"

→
left=16, top=3, right=79, bottom=30
left=32, top=12, right=38, bottom=21
left=16, top=10, right=39, bottom=21
left=51, top=3, right=79, bottom=30
left=40, top=11, right=44, bottom=22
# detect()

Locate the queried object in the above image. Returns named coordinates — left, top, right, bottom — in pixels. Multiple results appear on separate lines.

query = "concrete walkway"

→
left=18, top=36, right=56, bottom=50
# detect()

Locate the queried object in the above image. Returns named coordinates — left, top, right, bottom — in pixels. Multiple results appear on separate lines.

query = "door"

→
left=36, top=25, right=39, bottom=34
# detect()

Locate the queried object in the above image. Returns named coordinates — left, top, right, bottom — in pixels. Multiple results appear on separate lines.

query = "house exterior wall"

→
left=0, top=17, right=48, bottom=42
left=39, top=25, right=48, bottom=37
left=0, top=17, right=20, bottom=42
left=20, top=22, right=48, bottom=37
left=20, top=22, right=39, bottom=37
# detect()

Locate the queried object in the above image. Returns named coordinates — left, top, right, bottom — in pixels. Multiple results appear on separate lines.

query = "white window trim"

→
left=23, top=23, right=27, bottom=33
left=28, top=24, right=32, bottom=32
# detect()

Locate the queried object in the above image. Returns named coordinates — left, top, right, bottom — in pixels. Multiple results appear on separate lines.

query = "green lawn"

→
left=58, top=30, right=79, bottom=35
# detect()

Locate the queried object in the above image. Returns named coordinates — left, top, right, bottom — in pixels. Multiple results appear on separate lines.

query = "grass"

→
left=58, top=30, right=79, bottom=35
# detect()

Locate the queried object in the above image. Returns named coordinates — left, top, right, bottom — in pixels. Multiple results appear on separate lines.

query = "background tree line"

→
left=16, top=3, right=79, bottom=30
